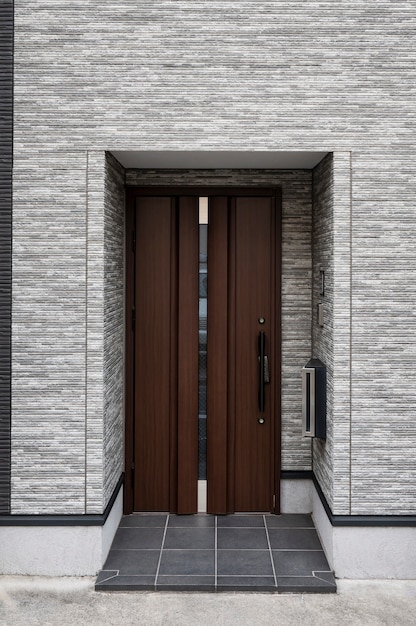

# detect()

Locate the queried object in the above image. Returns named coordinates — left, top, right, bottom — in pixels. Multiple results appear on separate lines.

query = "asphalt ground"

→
left=1, top=577, right=416, bottom=626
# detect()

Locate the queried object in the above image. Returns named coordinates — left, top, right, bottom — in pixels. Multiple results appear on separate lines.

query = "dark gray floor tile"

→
left=217, top=528, right=268, bottom=549
left=95, top=575, right=155, bottom=591
left=95, top=576, right=155, bottom=591
left=314, top=571, right=337, bottom=585
left=277, top=575, right=336, bottom=593
left=164, top=527, right=215, bottom=549
left=217, top=515, right=265, bottom=528
left=272, top=550, right=331, bottom=576
left=217, top=576, right=277, bottom=591
left=268, top=528, right=323, bottom=550
left=156, top=575, right=215, bottom=591
left=119, top=515, right=167, bottom=528
left=217, top=550, right=273, bottom=576
left=168, top=515, right=215, bottom=527
left=96, top=514, right=336, bottom=594
left=265, top=514, right=314, bottom=528
left=111, top=527, right=165, bottom=550
left=95, top=570, right=119, bottom=585
left=103, top=549, right=160, bottom=576
left=158, top=549, right=215, bottom=576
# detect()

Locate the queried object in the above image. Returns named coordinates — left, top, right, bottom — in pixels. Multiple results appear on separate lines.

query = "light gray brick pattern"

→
left=351, top=151, right=416, bottom=515
left=0, top=0, right=13, bottom=514
left=313, top=153, right=352, bottom=514
left=11, top=152, right=87, bottom=514
left=86, top=151, right=125, bottom=514
left=12, top=1, right=416, bottom=515
left=103, top=153, right=125, bottom=509
left=85, top=151, right=106, bottom=513
left=312, top=154, right=335, bottom=511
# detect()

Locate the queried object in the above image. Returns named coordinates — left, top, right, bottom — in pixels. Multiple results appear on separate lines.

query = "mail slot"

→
left=302, top=358, right=326, bottom=438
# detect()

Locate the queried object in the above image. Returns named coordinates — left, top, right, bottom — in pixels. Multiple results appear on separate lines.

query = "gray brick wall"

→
left=12, top=152, right=87, bottom=514
left=312, top=154, right=335, bottom=511
left=312, top=152, right=352, bottom=514
left=12, top=1, right=416, bottom=515
left=351, top=152, right=416, bottom=515
left=0, top=0, right=13, bottom=514
left=85, top=150, right=106, bottom=513
left=103, top=154, right=125, bottom=509
left=85, top=151, right=125, bottom=514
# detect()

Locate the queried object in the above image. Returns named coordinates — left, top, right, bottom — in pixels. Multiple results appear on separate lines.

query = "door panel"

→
left=206, top=198, right=229, bottom=513
left=207, top=195, right=279, bottom=513
left=176, top=197, right=199, bottom=514
left=134, top=197, right=173, bottom=511
left=233, top=197, right=274, bottom=511
left=133, top=195, right=199, bottom=513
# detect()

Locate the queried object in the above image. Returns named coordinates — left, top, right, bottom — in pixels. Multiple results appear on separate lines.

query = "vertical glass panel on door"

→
left=198, top=198, right=208, bottom=480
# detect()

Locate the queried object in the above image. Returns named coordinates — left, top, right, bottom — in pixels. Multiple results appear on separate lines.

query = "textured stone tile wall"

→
left=127, top=168, right=313, bottom=472
left=86, top=151, right=106, bottom=512
left=12, top=1, right=416, bottom=514
left=11, top=152, right=87, bottom=514
left=0, top=0, right=13, bottom=514
left=83, top=151, right=125, bottom=514
left=12, top=149, right=125, bottom=515
left=331, top=154, right=353, bottom=514
left=312, top=154, right=335, bottom=511
left=313, top=153, right=352, bottom=514
left=103, top=154, right=125, bottom=508
left=351, top=152, right=416, bottom=515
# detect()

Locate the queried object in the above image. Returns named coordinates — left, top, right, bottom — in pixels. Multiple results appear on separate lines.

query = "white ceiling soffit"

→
left=111, top=151, right=328, bottom=170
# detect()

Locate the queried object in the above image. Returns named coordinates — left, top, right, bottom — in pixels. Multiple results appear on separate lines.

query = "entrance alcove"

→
left=92, top=150, right=350, bottom=525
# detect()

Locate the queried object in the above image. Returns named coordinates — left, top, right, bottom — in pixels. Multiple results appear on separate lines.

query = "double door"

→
left=125, top=188, right=281, bottom=514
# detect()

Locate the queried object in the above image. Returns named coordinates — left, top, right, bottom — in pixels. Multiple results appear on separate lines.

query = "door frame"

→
left=124, top=186, right=282, bottom=515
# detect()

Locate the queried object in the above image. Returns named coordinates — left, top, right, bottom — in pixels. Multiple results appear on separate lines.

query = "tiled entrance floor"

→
left=96, top=514, right=336, bottom=593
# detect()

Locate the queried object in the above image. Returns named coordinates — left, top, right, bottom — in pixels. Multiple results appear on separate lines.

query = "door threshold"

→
left=198, top=480, right=207, bottom=513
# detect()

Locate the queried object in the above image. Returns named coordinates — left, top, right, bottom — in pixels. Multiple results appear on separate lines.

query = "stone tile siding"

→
left=11, top=1, right=416, bottom=515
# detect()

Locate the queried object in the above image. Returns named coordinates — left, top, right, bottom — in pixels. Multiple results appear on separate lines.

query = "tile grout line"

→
left=263, top=514, right=278, bottom=589
left=154, top=515, right=169, bottom=588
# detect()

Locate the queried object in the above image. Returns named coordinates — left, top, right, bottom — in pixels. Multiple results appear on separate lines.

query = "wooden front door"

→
left=125, top=188, right=281, bottom=515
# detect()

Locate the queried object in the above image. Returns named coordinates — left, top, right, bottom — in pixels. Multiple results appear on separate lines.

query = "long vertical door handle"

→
left=258, top=331, right=266, bottom=412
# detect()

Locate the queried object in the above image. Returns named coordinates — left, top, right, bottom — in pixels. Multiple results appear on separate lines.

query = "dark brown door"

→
left=127, top=194, right=199, bottom=513
left=125, top=188, right=281, bottom=515
left=207, top=194, right=280, bottom=513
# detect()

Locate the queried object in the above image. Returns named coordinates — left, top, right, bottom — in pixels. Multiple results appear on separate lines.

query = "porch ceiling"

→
left=110, top=151, right=328, bottom=170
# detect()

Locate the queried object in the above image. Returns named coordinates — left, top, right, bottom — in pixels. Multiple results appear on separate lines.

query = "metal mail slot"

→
left=302, top=358, right=326, bottom=439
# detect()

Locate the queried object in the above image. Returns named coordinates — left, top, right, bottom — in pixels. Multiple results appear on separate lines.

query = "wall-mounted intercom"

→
left=302, top=358, right=326, bottom=438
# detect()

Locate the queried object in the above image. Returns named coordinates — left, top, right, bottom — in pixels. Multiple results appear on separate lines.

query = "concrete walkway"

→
left=1, top=577, right=416, bottom=625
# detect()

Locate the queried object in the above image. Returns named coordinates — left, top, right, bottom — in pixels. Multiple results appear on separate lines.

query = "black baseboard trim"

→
left=0, top=474, right=124, bottom=526
left=281, top=470, right=313, bottom=480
